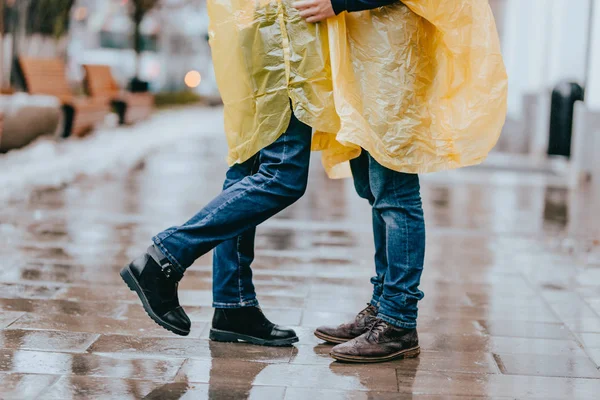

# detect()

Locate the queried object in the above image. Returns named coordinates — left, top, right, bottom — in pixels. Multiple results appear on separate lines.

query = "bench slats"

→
left=19, top=57, right=109, bottom=137
left=83, top=64, right=154, bottom=125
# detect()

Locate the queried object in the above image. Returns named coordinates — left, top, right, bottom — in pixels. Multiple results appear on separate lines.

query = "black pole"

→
left=0, top=0, right=4, bottom=90
left=10, top=0, right=29, bottom=87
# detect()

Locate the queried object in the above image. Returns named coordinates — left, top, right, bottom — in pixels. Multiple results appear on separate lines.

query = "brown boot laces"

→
left=366, top=319, right=389, bottom=341
left=356, top=304, right=377, bottom=321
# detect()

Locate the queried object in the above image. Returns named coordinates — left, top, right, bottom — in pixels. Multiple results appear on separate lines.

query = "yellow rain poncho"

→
left=208, top=0, right=508, bottom=177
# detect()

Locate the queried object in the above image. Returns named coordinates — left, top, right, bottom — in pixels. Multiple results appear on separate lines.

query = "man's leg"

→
left=121, top=113, right=312, bottom=339
left=366, top=153, right=425, bottom=329
left=349, top=151, right=388, bottom=309
left=212, top=156, right=259, bottom=309
left=329, top=153, right=424, bottom=362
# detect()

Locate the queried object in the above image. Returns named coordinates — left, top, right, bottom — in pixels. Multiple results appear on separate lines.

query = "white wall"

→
left=588, top=2, right=600, bottom=110
left=502, top=0, right=551, bottom=117
left=546, top=0, right=591, bottom=85
left=501, top=0, right=592, bottom=118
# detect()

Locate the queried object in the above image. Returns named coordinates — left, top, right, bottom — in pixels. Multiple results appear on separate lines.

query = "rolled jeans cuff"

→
left=152, top=236, right=187, bottom=276
left=377, top=311, right=417, bottom=329
left=370, top=296, right=381, bottom=308
left=212, top=298, right=259, bottom=309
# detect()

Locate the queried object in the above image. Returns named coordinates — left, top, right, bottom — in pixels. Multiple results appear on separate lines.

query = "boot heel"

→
left=403, top=347, right=421, bottom=359
left=209, top=329, right=240, bottom=343
left=120, top=267, right=137, bottom=292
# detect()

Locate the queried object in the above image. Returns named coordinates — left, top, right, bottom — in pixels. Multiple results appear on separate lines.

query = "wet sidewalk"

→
left=1, top=106, right=600, bottom=399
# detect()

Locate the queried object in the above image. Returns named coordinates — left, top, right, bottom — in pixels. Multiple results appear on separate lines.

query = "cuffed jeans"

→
left=153, top=113, right=312, bottom=308
left=350, top=151, right=426, bottom=329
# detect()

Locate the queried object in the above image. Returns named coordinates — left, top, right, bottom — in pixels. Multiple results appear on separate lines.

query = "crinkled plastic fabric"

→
left=208, top=0, right=508, bottom=178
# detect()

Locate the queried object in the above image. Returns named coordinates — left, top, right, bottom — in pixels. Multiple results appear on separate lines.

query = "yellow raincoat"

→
left=208, top=0, right=508, bottom=177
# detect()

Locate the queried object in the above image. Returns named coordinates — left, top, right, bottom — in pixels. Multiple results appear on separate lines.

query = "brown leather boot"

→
left=314, top=304, right=378, bottom=344
left=330, top=318, right=420, bottom=363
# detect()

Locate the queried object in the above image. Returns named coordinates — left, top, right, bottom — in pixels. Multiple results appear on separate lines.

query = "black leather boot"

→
left=209, top=306, right=298, bottom=346
left=120, top=245, right=191, bottom=336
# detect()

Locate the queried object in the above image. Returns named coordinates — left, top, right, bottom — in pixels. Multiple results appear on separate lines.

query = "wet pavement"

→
left=1, top=106, right=600, bottom=399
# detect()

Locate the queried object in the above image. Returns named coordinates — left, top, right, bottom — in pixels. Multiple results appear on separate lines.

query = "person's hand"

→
left=292, top=0, right=336, bottom=23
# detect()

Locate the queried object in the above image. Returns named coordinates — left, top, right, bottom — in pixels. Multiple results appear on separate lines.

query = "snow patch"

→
left=0, top=106, right=224, bottom=204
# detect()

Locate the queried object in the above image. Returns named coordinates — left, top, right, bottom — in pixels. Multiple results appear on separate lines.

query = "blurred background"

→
left=489, top=0, right=600, bottom=188
left=0, top=0, right=217, bottom=95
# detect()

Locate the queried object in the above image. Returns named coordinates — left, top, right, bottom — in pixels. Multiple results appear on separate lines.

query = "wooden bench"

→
left=19, top=57, right=109, bottom=138
left=83, top=64, right=154, bottom=125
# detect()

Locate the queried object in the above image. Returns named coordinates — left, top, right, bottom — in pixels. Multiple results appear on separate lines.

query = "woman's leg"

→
left=212, top=156, right=260, bottom=309
left=121, top=113, right=312, bottom=339
left=152, top=113, right=313, bottom=276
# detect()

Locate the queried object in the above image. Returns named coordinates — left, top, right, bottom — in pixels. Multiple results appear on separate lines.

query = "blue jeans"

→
left=350, top=151, right=425, bottom=329
left=153, top=113, right=312, bottom=308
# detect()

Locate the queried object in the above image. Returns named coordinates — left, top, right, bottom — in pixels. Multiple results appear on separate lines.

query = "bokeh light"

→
left=184, top=70, right=202, bottom=88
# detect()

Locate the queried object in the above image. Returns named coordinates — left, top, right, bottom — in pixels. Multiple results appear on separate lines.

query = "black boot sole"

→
left=120, top=265, right=190, bottom=337
left=209, top=328, right=299, bottom=347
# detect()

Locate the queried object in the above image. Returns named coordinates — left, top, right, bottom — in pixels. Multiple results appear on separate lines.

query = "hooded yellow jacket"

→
left=208, top=0, right=508, bottom=178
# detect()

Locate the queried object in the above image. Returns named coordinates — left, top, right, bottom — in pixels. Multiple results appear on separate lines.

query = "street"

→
left=1, top=106, right=600, bottom=399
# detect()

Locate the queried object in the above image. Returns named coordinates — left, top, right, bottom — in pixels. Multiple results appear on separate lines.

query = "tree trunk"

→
left=133, top=15, right=143, bottom=80
left=10, top=0, right=30, bottom=88
left=0, top=0, right=4, bottom=90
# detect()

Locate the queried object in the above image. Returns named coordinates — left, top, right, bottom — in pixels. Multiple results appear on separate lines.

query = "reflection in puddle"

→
left=543, top=187, right=569, bottom=230
left=143, top=381, right=191, bottom=400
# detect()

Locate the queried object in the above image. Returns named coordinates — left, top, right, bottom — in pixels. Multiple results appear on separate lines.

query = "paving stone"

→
left=285, top=388, right=513, bottom=400
left=289, top=344, right=337, bottom=366
left=578, top=332, right=600, bottom=348
left=175, top=359, right=399, bottom=391
left=0, top=262, right=123, bottom=285
left=493, top=353, right=600, bottom=378
left=53, top=285, right=141, bottom=303
left=9, top=313, right=206, bottom=338
left=144, top=382, right=287, bottom=400
left=284, top=387, right=403, bottom=400
left=396, top=370, right=600, bottom=399
left=43, top=376, right=157, bottom=399
left=0, top=349, right=184, bottom=381
left=0, top=311, right=24, bottom=329
left=0, top=373, right=59, bottom=400
left=488, top=336, right=586, bottom=357
left=587, top=348, right=600, bottom=367
left=88, top=335, right=293, bottom=363
left=395, top=351, right=500, bottom=374
left=45, top=377, right=287, bottom=400
left=419, top=333, right=586, bottom=357
left=0, top=298, right=125, bottom=319
left=0, top=283, right=62, bottom=300
left=0, top=329, right=99, bottom=353
left=478, top=320, right=573, bottom=340
left=565, top=317, right=600, bottom=333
